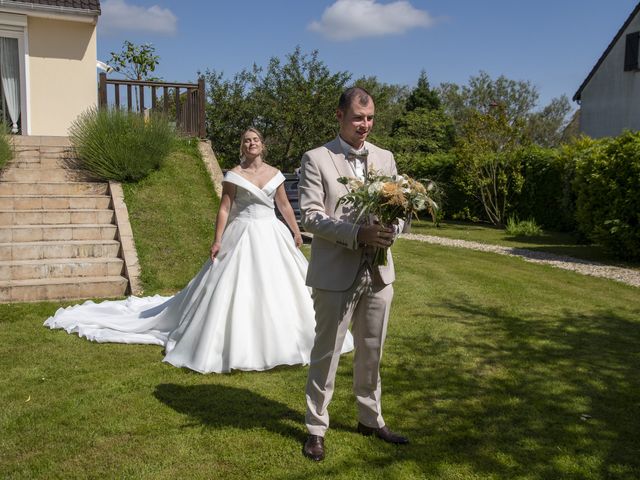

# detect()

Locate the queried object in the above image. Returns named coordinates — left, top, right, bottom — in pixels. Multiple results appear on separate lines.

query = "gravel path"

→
left=400, top=233, right=640, bottom=288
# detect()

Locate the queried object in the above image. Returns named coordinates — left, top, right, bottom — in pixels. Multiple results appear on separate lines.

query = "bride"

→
left=44, top=127, right=354, bottom=373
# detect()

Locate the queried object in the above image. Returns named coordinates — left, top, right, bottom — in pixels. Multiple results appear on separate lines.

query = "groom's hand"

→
left=357, top=224, right=395, bottom=248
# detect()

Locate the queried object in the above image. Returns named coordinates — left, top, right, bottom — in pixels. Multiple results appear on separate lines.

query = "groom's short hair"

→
left=338, top=87, right=373, bottom=111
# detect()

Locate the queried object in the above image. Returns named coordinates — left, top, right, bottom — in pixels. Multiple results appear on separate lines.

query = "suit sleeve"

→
left=299, top=152, right=360, bottom=249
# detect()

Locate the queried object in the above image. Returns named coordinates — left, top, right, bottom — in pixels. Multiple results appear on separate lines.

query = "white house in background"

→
left=573, top=2, right=640, bottom=138
left=0, top=0, right=100, bottom=136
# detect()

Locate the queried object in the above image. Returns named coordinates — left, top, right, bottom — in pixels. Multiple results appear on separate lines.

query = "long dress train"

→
left=44, top=171, right=354, bottom=373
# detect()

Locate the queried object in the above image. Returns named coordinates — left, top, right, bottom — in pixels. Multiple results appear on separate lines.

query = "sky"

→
left=96, top=0, right=640, bottom=110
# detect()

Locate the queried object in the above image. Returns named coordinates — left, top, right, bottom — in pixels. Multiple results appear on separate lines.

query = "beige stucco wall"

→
left=28, top=16, right=97, bottom=136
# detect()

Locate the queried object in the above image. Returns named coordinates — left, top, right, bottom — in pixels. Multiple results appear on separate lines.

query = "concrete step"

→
left=0, top=195, right=111, bottom=210
left=0, top=224, right=118, bottom=242
left=0, top=275, right=128, bottom=302
left=0, top=182, right=109, bottom=196
left=0, top=240, right=121, bottom=261
left=9, top=157, right=71, bottom=169
left=0, top=258, right=124, bottom=281
left=11, top=136, right=71, bottom=148
left=0, top=167, right=78, bottom=182
left=13, top=145, right=70, bottom=154
left=0, top=209, right=114, bottom=225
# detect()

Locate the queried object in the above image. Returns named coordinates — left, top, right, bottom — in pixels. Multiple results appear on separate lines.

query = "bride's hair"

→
left=239, top=127, right=267, bottom=162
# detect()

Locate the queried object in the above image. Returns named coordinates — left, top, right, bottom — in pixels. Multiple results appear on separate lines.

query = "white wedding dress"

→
left=44, top=171, right=354, bottom=373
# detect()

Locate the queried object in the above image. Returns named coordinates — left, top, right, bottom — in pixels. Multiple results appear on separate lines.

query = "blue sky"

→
left=96, top=0, right=640, bottom=110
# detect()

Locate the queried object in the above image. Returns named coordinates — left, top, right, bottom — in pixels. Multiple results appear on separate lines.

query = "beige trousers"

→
left=305, top=266, right=394, bottom=436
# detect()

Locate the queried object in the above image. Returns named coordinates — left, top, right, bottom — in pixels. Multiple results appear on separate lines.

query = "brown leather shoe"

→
left=303, top=434, right=325, bottom=461
left=357, top=423, right=409, bottom=444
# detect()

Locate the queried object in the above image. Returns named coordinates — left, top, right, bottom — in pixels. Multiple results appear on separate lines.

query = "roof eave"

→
left=0, top=1, right=100, bottom=18
left=573, top=1, right=640, bottom=103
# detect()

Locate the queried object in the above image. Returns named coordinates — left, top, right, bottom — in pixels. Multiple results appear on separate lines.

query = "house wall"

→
left=28, top=16, right=97, bottom=136
left=580, top=14, right=640, bottom=138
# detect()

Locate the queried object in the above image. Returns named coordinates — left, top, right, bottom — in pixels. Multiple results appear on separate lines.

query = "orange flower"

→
left=381, top=181, right=408, bottom=208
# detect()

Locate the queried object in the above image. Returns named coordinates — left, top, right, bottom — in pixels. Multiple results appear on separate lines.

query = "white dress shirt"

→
left=338, top=136, right=367, bottom=181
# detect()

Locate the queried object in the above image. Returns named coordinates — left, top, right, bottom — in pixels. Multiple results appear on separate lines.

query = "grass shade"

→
left=69, top=107, right=178, bottom=182
left=1, top=240, right=639, bottom=479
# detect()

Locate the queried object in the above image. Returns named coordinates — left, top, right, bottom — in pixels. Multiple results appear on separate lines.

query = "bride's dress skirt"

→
left=45, top=172, right=354, bottom=373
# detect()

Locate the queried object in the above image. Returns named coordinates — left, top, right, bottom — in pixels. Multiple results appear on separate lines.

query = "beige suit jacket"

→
left=298, top=137, right=399, bottom=291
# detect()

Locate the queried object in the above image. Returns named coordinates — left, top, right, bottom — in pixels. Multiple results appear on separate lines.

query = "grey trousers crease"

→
left=305, top=267, right=394, bottom=436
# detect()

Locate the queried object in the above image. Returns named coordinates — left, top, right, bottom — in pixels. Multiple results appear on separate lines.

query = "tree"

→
left=109, top=40, right=160, bottom=81
left=109, top=40, right=161, bottom=111
left=454, top=104, right=527, bottom=225
left=438, top=71, right=571, bottom=148
left=253, top=47, right=351, bottom=171
left=405, top=70, right=441, bottom=112
left=389, top=71, right=454, bottom=154
left=204, top=47, right=351, bottom=171
left=391, top=108, right=455, bottom=154
left=202, top=68, right=260, bottom=167
left=525, top=95, right=572, bottom=147
left=352, top=76, right=408, bottom=141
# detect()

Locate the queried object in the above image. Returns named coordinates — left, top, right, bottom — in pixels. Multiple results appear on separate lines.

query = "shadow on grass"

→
left=339, top=299, right=640, bottom=479
left=154, top=383, right=307, bottom=442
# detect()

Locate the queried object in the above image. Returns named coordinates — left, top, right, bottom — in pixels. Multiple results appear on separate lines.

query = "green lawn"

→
left=409, top=219, right=640, bottom=269
left=1, top=147, right=639, bottom=479
left=122, top=139, right=219, bottom=294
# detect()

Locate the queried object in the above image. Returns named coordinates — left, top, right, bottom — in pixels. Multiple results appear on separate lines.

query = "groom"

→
left=298, top=87, right=408, bottom=461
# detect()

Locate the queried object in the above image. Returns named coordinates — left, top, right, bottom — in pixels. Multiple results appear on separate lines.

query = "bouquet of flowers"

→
left=336, top=170, right=438, bottom=266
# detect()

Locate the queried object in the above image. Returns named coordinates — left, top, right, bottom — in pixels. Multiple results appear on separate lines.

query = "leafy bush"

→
left=69, top=107, right=178, bottom=182
left=0, top=124, right=12, bottom=169
left=505, top=216, right=543, bottom=236
left=511, top=145, right=576, bottom=232
left=573, top=131, right=640, bottom=260
left=453, top=108, right=527, bottom=225
left=396, top=151, right=479, bottom=221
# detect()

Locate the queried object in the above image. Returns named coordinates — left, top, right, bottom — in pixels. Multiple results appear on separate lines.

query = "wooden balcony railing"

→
left=98, top=73, right=206, bottom=138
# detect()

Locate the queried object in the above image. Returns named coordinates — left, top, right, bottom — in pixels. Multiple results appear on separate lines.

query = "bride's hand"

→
left=210, top=242, right=222, bottom=260
left=294, top=233, right=303, bottom=248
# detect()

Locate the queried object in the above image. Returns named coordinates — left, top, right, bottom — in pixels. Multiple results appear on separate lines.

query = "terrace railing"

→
left=98, top=73, right=206, bottom=138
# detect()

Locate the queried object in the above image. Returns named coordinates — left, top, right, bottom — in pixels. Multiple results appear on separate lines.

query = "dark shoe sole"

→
left=302, top=448, right=324, bottom=461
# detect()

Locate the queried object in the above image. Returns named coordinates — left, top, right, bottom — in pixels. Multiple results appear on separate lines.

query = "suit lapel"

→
left=326, top=138, right=352, bottom=194
left=364, top=141, right=378, bottom=177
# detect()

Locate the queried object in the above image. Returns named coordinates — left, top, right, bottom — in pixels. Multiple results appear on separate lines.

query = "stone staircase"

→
left=0, top=136, right=129, bottom=302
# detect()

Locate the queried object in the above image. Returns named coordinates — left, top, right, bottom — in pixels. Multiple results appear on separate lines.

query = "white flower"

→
left=368, top=181, right=383, bottom=195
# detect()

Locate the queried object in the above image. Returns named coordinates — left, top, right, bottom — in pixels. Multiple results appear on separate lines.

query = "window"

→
left=624, top=31, right=640, bottom=71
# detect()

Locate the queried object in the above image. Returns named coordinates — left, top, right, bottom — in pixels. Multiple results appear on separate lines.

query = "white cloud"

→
left=100, top=0, right=177, bottom=36
left=308, top=0, right=435, bottom=41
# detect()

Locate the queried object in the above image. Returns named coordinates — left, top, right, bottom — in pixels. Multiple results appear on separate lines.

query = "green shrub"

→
left=69, top=107, right=178, bottom=182
left=505, top=216, right=543, bottom=237
left=396, top=151, right=480, bottom=220
left=511, top=145, right=576, bottom=232
left=573, top=131, right=640, bottom=260
left=0, top=124, right=12, bottom=170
